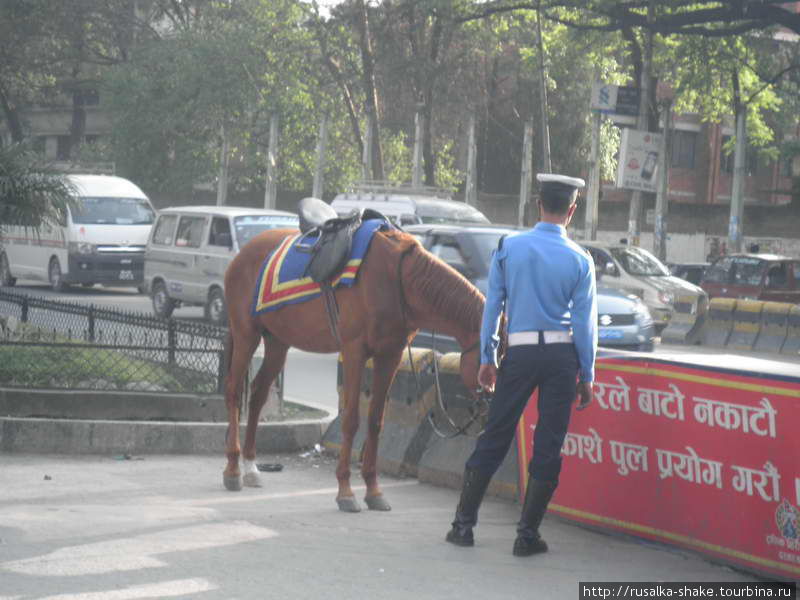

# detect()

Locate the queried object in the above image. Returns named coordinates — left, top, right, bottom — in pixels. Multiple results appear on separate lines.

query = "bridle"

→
left=396, top=246, right=492, bottom=439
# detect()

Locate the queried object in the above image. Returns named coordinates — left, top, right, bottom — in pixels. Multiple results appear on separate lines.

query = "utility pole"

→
left=585, top=110, right=601, bottom=240
left=362, top=108, right=374, bottom=181
left=627, top=2, right=654, bottom=247
left=216, top=124, right=230, bottom=207
left=312, top=114, right=328, bottom=199
left=412, top=105, right=424, bottom=187
left=536, top=3, right=552, bottom=173
left=653, top=95, right=672, bottom=262
left=465, top=113, right=477, bottom=207
left=264, top=114, right=279, bottom=209
left=519, top=120, right=534, bottom=227
left=729, top=101, right=747, bottom=253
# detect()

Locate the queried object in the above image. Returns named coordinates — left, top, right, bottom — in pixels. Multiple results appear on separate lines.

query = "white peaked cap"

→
left=536, top=173, right=586, bottom=188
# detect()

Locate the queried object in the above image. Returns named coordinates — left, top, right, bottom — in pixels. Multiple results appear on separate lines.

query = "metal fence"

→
left=0, top=290, right=227, bottom=394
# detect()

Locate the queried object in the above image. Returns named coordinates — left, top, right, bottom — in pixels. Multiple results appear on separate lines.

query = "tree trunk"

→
left=0, top=84, right=24, bottom=143
left=355, top=0, right=383, bottom=180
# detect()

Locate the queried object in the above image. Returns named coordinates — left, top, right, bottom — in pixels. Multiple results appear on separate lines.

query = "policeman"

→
left=445, top=173, right=597, bottom=556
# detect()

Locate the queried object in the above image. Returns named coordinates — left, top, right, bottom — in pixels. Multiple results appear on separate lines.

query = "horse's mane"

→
left=383, top=230, right=484, bottom=333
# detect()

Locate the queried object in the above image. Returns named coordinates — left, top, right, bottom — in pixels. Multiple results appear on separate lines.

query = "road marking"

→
left=1, top=578, right=216, bottom=599
left=180, top=480, right=420, bottom=507
left=1, top=521, right=276, bottom=577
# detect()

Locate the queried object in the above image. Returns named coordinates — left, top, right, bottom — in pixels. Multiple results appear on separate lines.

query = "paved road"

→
left=0, top=454, right=757, bottom=600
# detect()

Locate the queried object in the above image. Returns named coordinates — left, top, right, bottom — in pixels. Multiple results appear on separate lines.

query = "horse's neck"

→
left=403, top=255, right=483, bottom=350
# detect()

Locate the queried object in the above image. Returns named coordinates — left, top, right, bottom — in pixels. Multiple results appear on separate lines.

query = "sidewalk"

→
left=0, top=453, right=756, bottom=600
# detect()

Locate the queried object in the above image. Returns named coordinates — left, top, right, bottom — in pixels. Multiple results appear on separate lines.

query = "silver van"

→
left=331, top=182, right=490, bottom=226
left=581, top=242, right=707, bottom=333
left=143, top=206, right=298, bottom=325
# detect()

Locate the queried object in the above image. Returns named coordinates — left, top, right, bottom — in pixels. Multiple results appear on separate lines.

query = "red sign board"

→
left=517, top=356, right=800, bottom=581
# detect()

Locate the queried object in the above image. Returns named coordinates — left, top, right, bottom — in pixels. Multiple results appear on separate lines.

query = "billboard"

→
left=617, top=128, right=662, bottom=193
left=517, top=355, right=800, bottom=581
left=591, top=83, right=640, bottom=116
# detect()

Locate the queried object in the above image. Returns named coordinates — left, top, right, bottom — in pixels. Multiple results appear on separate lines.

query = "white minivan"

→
left=143, top=206, right=299, bottom=325
left=0, top=174, right=156, bottom=291
left=581, top=242, right=708, bottom=332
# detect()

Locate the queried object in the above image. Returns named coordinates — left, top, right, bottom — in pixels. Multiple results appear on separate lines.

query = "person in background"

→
left=445, top=173, right=597, bottom=557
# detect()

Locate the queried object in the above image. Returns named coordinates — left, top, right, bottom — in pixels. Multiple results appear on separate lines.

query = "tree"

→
left=0, top=144, right=74, bottom=228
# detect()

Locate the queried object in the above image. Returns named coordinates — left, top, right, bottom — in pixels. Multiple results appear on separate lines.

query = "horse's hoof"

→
left=364, top=494, right=391, bottom=511
left=223, top=474, right=243, bottom=491
left=336, top=496, right=362, bottom=513
left=243, top=472, right=263, bottom=488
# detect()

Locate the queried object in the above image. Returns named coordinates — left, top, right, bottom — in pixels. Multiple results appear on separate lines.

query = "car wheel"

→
left=0, top=253, right=16, bottom=287
left=204, top=287, right=227, bottom=326
left=48, top=258, right=67, bottom=292
left=151, top=280, right=176, bottom=319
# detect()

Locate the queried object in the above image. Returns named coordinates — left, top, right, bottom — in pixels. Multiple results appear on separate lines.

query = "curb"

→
left=0, top=394, right=334, bottom=455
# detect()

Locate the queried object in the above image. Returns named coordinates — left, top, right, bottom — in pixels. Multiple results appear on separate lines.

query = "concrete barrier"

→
left=415, top=353, right=518, bottom=501
left=660, top=294, right=707, bottom=345
left=326, top=350, right=519, bottom=501
left=781, top=304, right=800, bottom=357
left=702, top=298, right=737, bottom=347
left=324, top=348, right=437, bottom=477
left=726, top=299, right=764, bottom=351
left=753, top=302, right=792, bottom=354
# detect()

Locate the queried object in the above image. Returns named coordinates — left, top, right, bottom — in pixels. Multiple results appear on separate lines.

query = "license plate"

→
left=119, top=270, right=134, bottom=280
left=599, top=329, right=624, bottom=340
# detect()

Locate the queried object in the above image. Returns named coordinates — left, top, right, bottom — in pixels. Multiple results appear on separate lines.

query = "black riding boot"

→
left=513, top=478, right=558, bottom=556
left=445, top=467, right=493, bottom=547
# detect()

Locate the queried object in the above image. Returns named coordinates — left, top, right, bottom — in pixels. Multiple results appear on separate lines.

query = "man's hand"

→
left=478, top=364, right=497, bottom=394
left=576, top=381, right=593, bottom=411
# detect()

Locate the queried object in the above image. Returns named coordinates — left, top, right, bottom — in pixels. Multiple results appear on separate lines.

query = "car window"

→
left=793, top=262, right=800, bottom=289
left=704, top=257, right=733, bottom=283
left=586, top=247, right=615, bottom=274
left=430, top=235, right=467, bottom=269
left=233, top=214, right=298, bottom=247
left=765, top=262, right=791, bottom=290
left=208, top=217, right=232, bottom=247
left=152, top=214, right=178, bottom=246
left=609, top=247, right=670, bottom=276
left=175, top=216, right=206, bottom=248
left=730, top=257, right=765, bottom=286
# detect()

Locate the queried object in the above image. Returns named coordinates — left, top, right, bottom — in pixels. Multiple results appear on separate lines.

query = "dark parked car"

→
left=669, top=262, right=710, bottom=286
left=406, top=224, right=656, bottom=352
left=700, top=254, right=800, bottom=303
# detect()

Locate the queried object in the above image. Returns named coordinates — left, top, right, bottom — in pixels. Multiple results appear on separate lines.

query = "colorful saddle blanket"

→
left=252, top=218, right=390, bottom=315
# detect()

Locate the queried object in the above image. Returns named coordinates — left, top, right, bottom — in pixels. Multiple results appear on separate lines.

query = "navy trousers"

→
left=465, top=343, right=579, bottom=482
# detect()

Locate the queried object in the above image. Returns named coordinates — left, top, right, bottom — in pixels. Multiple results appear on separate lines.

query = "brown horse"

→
left=222, top=226, right=485, bottom=512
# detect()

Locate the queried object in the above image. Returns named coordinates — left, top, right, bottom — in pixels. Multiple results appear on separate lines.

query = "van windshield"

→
left=71, top=197, right=155, bottom=225
left=418, top=206, right=490, bottom=224
left=234, top=215, right=299, bottom=247
left=609, top=247, right=670, bottom=276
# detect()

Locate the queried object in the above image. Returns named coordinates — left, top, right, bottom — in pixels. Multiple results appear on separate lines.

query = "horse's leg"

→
left=336, top=345, right=367, bottom=513
left=241, top=334, right=289, bottom=488
left=361, top=348, right=404, bottom=511
left=223, top=329, right=261, bottom=491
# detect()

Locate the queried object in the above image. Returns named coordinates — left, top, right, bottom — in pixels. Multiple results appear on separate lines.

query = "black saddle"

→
left=296, top=197, right=385, bottom=284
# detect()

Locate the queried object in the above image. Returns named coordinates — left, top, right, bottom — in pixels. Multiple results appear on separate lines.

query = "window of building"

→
left=671, top=130, right=697, bottom=169
left=32, top=136, right=47, bottom=156
left=57, top=136, right=71, bottom=161
left=720, top=135, right=759, bottom=176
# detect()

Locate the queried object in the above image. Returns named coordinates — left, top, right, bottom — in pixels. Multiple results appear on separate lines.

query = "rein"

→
left=396, top=246, right=490, bottom=439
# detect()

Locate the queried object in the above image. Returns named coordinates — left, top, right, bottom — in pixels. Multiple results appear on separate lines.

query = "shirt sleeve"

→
left=571, top=257, right=598, bottom=383
left=480, top=246, right=507, bottom=365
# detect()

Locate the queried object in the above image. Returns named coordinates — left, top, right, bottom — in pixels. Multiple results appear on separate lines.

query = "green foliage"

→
left=0, top=144, right=75, bottom=229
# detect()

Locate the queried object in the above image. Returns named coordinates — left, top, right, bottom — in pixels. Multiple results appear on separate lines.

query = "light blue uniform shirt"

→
left=480, top=222, right=598, bottom=383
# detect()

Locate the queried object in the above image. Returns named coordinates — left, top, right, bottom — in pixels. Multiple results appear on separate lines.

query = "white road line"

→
left=1, top=521, right=276, bottom=577
left=181, top=480, right=420, bottom=507
left=18, top=578, right=216, bottom=600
